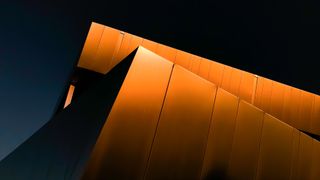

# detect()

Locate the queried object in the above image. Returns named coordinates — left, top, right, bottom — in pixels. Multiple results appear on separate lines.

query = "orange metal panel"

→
left=208, top=61, right=224, bottom=86
left=63, top=85, right=75, bottom=108
left=256, top=77, right=273, bottom=113
left=174, top=50, right=192, bottom=69
left=127, top=34, right=143, bottom=55
left=228, top=69, right=243, bottom=97
left=155, top=44, right=177, bottom=63
left=82, top=47, right=173, bottom=179
left=92, top=26, right=122, bottom=73
left=220, top=66, right=233, bottom=91
left=288, top=88, right=302, bottom=130
left=145, top=65, right=217, bottom=180
left=238, top=71, right=255, bottom=103
left=141, top=38, right=158, bottom=52
left=254, top=77, right=264, bottom=108
left=201, top=89, right=240, bottom=180
left=281, top=86, right=293, bottom=124
left=293, top=133, right=314, bottom=180
left=256, top=114, right=293, bottom=180
left=311, top=95, right=320, bottom=134
left=251, top=75, right=258, bottom=103
left=77, top=22, right=104, bottom=70
left=269, top=81, right=285, bottom=120
left=78, top=23, right=320, bottom=136
left=290, top=129, right=300, bottom=180
left=297, top=91, right=314, bottom=132
left=310, top=140, right=320, bottom=180
left=189, top=55, right=201, bottom=74
left=113, top=32, right=132, bottom=67
left=227, top=101, right=264, bottom=180
left=198, top=58, right=212, bottom=79
left=220, top=66, right=243, bottom=98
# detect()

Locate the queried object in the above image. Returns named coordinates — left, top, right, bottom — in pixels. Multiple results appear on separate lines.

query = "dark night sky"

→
left=0, top=0, right=319, bottom=160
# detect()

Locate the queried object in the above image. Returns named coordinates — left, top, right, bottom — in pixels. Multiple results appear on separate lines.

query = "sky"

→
left=0, top=0, right=319, bottom=160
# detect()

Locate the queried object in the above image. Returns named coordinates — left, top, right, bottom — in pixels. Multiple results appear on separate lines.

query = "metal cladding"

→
left=82, top=48, right=174, bottom=179
left=80, top=46, right=320, bottom=179
left=78, top=22, right=320, bottom=136
left=1, top=22, right=319, bottom=179
left=75, top=22, right=320, bottom=179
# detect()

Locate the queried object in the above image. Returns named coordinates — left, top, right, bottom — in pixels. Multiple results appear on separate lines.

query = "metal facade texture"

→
left=78, top=22, right=320, bottom=136
left=1, top=22, right=319, bottom=180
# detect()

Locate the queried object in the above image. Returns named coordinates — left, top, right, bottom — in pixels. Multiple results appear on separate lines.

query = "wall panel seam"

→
left=142, top=64, right=175, bottom=180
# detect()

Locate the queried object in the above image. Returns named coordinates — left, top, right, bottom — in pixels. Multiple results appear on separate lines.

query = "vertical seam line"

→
left=226, top=98, right=241, bottom=176
left=199, top=86, right=219, bottom=178
left=142, top=64, right=175, bottom=179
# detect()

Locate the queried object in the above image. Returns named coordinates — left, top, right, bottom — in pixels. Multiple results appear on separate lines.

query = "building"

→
left=0, top=22, right=319, bottom=179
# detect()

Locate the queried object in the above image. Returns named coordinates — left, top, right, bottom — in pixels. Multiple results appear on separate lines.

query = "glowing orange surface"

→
left=63, top=85, right=75, bottom=108
left=290, top=129, right=300, bottom=180
left=77, top=21, right=320, bottom=137
left=227, top=101, right=264, bottom=180
left=141, top=38, right=158, bottom=52
left=75, top=43, right=320, bottom=179
left=311, top=96, right=320, bottom=134
left=310, top=140, right=320, bottom=179
left=269, top=81, right=286, bottom=119
left=113, top=33, right=132, bottom=66
left=198, top=58, right=212, bottom=79
left=256, top=114, right=294, bottom=180
left=127, top=35, right=143, bottom=55
left=208, top=61, right=224, bottom=86
left=155, top=44, right=177, bottom=63
left=174, top=50, right=192, bottom=68
left=145, top=65, right=217, bottom=179
left=292, top=133, right=314, bottom=180
left=238, top=71, right=256, bottom=103
left=77, top=23, right=104, bottom=70
left=189, top=55, right=201, bottom=73
left=82, top=47, right=173, bottom=179
left=201, top=89, right=240, bottom=179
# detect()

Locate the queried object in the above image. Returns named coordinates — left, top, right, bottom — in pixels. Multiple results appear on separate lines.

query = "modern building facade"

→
left=0, top=22, right=319, bottom=180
